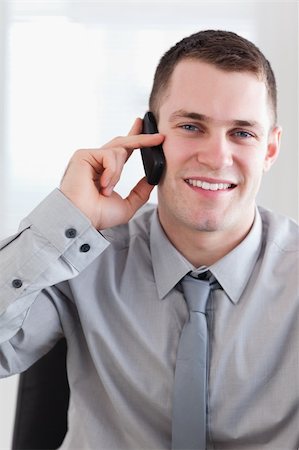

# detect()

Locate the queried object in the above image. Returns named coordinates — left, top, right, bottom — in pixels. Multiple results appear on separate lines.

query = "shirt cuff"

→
left=0, top=189, right=109, bottom=314
left=26, top=188, right=109, bottom=270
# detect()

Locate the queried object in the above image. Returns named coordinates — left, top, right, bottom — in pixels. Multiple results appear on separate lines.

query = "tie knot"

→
left=181, top=274, right=211, bottom=313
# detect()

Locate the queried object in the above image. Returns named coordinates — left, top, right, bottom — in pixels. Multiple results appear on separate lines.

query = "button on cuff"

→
left=80, top=243, right=90, bottom=253
left=62, top=224, right=109, bottom=271
left=12, top=279, right=23, bottom=289
left=65, top=228, right=77, bottom=239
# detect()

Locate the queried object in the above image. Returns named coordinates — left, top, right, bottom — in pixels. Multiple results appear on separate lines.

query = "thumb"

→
left=124, top=177, right=155, bottom=219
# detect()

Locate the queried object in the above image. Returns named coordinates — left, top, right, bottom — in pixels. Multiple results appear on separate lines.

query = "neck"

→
left=157, top=212, right=255, bottom=268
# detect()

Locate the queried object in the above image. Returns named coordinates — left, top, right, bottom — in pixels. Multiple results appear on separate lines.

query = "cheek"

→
left=162, top=141, right=178, bottom=176
left=162, top=136, right=177, bottom=160
left=159, top=139, right=184, bottom=188
left=237, top=148, right=267, bottom=177
left=162, top=136, right=190, bottom=169
left=239, top=158, right=265, bottom=197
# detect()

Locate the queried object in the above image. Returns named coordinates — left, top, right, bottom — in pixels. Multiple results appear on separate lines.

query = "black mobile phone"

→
left=141, top=111, right=166, bottom=185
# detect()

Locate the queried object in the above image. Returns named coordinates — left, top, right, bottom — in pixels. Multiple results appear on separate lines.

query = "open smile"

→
left=185, top=178, right=237, bottom=191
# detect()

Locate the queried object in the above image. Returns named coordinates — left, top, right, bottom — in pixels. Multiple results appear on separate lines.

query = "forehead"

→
left=159, top=59, right=271, bottom=125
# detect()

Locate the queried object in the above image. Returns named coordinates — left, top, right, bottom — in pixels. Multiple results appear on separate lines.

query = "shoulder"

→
left=257, top=207, right=298, bottom=295
left=258, top=205, right=298, bottom=253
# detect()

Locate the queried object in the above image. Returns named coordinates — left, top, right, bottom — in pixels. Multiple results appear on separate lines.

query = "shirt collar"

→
left=150, top=211, right=193, bottom=299
left=150, top=207, right=263, bottom=303
left=210, top=208, right=263, bottom=304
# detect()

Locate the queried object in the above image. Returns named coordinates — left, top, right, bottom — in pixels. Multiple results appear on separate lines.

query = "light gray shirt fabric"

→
left=0, top=188, right=298, bottom=449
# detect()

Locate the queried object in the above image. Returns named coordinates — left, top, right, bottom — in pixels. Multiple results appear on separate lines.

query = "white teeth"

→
left=186, top=179, right=233, bottom=191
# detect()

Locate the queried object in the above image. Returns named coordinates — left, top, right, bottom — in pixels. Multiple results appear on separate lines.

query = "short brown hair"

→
left=149, top=30, right=277, bottom=124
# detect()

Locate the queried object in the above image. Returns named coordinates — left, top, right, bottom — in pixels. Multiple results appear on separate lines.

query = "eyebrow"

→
left=168, top=109, right=264, bottom=132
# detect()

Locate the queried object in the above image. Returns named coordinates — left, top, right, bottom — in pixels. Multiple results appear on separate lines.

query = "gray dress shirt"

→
left=0, top=189, right=298, bottom=450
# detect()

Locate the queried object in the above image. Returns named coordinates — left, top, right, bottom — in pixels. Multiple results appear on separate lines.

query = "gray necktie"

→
left=172, top=272, right=211, bottom=450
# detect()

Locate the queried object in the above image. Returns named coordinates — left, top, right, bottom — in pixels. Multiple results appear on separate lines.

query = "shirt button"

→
left=80, top=243, right=90, bottom=253
left=12, top=279, right=23, bottom=289
left=65, top=228, right=77, bottom=238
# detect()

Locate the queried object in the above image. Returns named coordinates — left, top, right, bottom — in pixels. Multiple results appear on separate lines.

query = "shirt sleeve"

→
left=0, top=189, right=110, bottom=344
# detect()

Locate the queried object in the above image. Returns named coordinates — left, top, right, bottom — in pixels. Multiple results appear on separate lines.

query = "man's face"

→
left=157, top=59, right=280, bottom=243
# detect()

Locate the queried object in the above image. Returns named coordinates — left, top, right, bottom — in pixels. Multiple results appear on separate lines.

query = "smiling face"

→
left=156, top=59, right=280, bottom=258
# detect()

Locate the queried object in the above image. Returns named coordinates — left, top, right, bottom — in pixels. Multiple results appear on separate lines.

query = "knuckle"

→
left=110, top=135, right=124, bottom=145
left=117, top=147, right=127, bottom=158
left=73, top=148, right=87, bottom=158
left=106, top=146, right=127, bottom=159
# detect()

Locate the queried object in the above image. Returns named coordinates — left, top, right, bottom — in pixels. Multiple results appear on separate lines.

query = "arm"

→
left=0, top=188, right=108, bottom=344
left=0, top=189, right=109, bottom=375
left=0, top=118, right=164, bottom=374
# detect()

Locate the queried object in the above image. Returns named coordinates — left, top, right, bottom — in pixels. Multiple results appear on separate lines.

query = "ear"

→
left=263, top=126, right=282, bottom=172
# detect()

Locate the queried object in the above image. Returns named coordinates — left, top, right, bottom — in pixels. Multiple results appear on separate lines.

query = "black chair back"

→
left=12, top=338, right=69, bottom=450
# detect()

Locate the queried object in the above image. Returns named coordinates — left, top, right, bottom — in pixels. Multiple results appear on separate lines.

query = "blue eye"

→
left=181, top=124, right=199, bottom=132
left=234, top=130, right=254, bottom=138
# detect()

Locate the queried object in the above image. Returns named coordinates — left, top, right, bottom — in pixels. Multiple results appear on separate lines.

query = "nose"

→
left=196, top=133, right=233, bottom=170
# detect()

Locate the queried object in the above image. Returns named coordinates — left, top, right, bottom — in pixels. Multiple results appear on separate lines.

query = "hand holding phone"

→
left=60, top=117, right=163, bottom=230
left=141, top=112, right=166, bottom=185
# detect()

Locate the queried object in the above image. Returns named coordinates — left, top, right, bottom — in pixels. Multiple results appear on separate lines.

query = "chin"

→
left=193, top=220, right=223, bottom=233
left=186, top=212, right=225, bottom=233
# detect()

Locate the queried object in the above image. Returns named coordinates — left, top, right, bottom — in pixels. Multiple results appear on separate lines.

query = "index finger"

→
left=127, top=117, right=165, bottom=150
left=105, top=130, right=165, bottom=154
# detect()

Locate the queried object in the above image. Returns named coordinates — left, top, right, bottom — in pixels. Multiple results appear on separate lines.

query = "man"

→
left=0, top=30, right=298, bottom=449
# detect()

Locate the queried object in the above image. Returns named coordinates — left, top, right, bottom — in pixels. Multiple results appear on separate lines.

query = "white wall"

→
left=0, top=1, right=298, bottom=448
